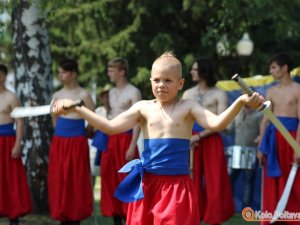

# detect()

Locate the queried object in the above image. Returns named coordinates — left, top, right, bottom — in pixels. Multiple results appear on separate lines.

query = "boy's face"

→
left=190, top=62, right=200, bottom=82
left=58, top=68, right=76, bottom=83
left=107, top=66, right=124, bottom=83
left=269, top=62, right=287, bottom=80
left=150, top=66, right=184, bottom=102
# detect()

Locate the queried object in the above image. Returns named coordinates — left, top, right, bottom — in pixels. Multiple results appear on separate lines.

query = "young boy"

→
left=0, top=64, right=32, bottom=225
left=51, top=52, right=264, bottom=225
left=49, top=59, right=95, bottom=225
left=258, top=52, right=300, bottom=225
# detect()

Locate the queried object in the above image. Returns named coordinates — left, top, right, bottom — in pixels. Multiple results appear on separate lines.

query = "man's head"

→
left=269, top=52, right=294, bottom=72
left=107, top=57, right=129, bottom=83
left=269, top=52, right=294, bottom=80
left=58, top=58, right=79, bottom=83
left=150, top=52, right=184, bottom=101
left=190, top=58, right=216, bottom=87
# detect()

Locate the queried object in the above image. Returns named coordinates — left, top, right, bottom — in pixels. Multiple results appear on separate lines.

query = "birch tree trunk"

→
left=12, top=0, right=53, bottom=214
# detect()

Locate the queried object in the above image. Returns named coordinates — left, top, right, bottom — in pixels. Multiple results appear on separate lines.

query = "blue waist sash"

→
left=0, top=123, right=15, bottom=136
left=54, top=117, right=86, bottom=137
left=91, top=130, right=108, bottom=151
left=260, top=117, right=299, bottom=177
left=192, top=123, right=204, bottom=132
left=114, top=138, right=190, bottom=202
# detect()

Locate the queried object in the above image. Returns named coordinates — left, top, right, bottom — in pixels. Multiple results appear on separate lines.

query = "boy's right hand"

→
left=51, top=99, right=77, bottom=115
left=241, top=92, right=265, bottom=109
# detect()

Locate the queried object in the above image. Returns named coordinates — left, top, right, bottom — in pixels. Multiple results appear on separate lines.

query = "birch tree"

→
left=12, top=0, right=53, bottom=214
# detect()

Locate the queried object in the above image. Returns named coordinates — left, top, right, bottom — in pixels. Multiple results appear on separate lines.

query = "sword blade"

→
left=232, top=74, right=300, bottom=156
left=10, top=105, right=51, bottom=118
left=270, top=163, right=298, bottom=223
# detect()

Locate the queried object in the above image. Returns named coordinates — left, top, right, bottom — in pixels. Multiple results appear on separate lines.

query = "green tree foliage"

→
left=3, top=0, right=300, bottom=98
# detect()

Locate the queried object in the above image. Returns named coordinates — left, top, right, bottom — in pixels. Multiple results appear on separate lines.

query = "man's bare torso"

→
left=268, top=82, right=300, bottom=118
left=182, top=85, right=227, bottom=114
left=53, top=86, right=92, bottom=119
left=109, top=83, right=141, bottom=118
left=0, top=90, right=17, bottom=124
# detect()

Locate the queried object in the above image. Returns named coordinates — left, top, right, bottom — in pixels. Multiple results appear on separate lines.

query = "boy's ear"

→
left=178, top=78, right=185, bottom=90
left=282, top=64, right=288, bottom=73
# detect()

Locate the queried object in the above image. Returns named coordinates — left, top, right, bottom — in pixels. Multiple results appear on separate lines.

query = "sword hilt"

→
left=62, top=99, right=85, bottom=110
left=231, top=73, right=268, bottom=111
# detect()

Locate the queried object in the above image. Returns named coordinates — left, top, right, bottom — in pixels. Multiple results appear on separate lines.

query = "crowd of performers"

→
left=0, top=51, right=299, bottom=225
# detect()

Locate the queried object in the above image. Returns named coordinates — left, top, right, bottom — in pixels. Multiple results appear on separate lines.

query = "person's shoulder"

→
left=179, top=98, right=197, bottom=107
left=127, top=83, right=141, bottom=93
left=211, top=86, right=226, bottom=94
left=52, top=88, right=63, bottom=98
left=3, top=89, right=18, bottom=99
left=183, top=85, right=198, bottom=94
left=182, top=85, right=198, bottom=99
left=77, top=86, right=90, bottom=94
left=292, top=81, right=300, bottom=89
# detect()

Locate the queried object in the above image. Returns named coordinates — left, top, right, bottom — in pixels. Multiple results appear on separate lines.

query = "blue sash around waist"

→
left=92, top=130, right=108, bottom=151
left=0, top=123, right=15, bottom=136
left=260, top=117, right=299, bottom=177
left=54, top=117, right=86, bottom=137
left=192, top=123, right=204, bottom=132
left=114, top=138, right=190, bottom=202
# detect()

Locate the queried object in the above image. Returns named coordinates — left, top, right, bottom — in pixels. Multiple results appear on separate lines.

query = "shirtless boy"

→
left=48, top=58, right=95, bottom=225
left=182, top=58, right=234, bottom=225
left=51, top=52, right=264, bottom=225
left=0, top=64, right=32, bottom=225
left=258, top=52, right=300, bottom=225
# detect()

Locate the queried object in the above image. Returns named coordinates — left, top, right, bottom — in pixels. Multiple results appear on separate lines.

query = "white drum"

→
left=225, top=145, right=257, bottom=169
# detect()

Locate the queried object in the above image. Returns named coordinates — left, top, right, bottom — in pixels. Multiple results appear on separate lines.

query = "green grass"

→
left=0, top=213, right=259, bottom=225
left=0, top=177, right=259, bottom=225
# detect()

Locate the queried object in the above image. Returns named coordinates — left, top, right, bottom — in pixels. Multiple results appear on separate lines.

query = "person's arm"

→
left=125, top=88, right=142, bottom=161
left=82, top=91, right=96, bottom=138
left=11, top=96, right=24, bottom=158
left=257, top=90, right=272, bottom=166
left=192, top=93, right=264, bottom=132
left=198, top=89, right=228, bottom=138
left=125, top=125, right=141, bottom=161
left=52, top=98, right=141, bottom=135
left=294, top=90, right=300, bottom=163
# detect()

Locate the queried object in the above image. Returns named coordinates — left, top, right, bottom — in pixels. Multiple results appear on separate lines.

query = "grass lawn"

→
left=0, top=177, right=259, bottom=225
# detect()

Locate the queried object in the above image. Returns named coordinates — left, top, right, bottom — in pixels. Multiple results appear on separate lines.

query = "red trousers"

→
left=262, top=131, right=300, bottom=225
left=126, top=173, right=200, bottom=225
left=48, top=136, right=93, bottom=221
left=100, top=132, right=138, bottom=217
left=192, top=133, right=235, bottom=224
left=0, top=136, right=32, bottom=219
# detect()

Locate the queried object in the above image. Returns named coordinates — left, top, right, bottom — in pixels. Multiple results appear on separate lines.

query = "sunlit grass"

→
left=0, top=177, right=259, bottom=225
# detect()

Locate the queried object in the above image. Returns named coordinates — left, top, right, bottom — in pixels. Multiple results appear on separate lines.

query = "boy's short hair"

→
left=108, top=57, right=129, bottom=76
left=153, top=51, right=182, bottom=77
left=269, top=52, right=294, bottom=73
left=59, top=58, right=79, bottom=74
left=0, top=64, right=8, bottom=75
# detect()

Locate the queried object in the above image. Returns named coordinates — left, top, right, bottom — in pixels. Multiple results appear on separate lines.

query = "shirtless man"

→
left=258, top=52, right=300, bottom=225
left=0, top=64, right=32, bottom=225
left=101, top=57, right=141, bottom=225
left=51, top=52, right=264, bottom=225
left=48, top=58, right=95, bottom=225
left=182, top=58, right=234, bottom=225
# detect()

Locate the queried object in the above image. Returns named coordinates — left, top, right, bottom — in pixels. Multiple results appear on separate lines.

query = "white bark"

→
left=12, top=0, right=53, bottom=214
